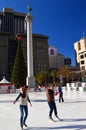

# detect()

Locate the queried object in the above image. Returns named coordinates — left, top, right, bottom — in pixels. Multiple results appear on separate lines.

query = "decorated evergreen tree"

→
left=11, top=35, right=27, bottom=88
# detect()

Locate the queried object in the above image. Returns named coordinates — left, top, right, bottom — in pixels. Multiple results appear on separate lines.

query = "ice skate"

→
left=23, top=123, right=28, bottom=127
left=20, top=124, right=23, bottom=130
left=49, top=117, right=57, bottom=122
left=55, top=115, right=62, bottom=121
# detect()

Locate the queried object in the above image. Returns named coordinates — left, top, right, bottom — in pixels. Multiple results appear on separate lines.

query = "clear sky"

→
left=0, top=0, right=86, bottom=66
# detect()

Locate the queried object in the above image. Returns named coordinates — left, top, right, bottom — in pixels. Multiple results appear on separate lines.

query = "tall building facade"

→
left=33, top=34, right=49, bottom=75
left=0, top=32, right=10, bottom=79
left=74, top=37, right=86, bottom=71
left=0, top=8, right=49, bottom=80
left=0, top=8, right=26, bottom=35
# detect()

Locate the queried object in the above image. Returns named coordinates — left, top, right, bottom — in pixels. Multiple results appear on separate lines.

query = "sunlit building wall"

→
left=48, top=46, right=71, bottom=69
left=74, top=37, right=86, bottom=71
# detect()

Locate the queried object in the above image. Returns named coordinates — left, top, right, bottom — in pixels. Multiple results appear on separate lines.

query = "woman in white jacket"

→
left=13, top=85, right=32, bottom=129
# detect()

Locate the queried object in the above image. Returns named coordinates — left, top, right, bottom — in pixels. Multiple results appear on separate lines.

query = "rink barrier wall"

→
left=66, top=82, right=86, bottom=91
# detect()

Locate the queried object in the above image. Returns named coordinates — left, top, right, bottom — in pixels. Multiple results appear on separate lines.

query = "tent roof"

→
left=0, top=76, right=10, bottom=84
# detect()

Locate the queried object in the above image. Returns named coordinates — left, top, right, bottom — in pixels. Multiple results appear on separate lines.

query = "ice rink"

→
left=0, top=89, right=86, bottom=130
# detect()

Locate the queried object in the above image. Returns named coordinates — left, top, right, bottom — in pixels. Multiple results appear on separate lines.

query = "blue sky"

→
left=0, top=0, right=86, bottom=66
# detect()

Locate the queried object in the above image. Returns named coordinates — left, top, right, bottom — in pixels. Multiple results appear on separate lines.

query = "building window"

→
left=80, top=55, right=84, bottom=59
left=78, top=42, right=81, bottom=50
left=85, top=53, right=86, bottom=57
left=81, top=60, right=84, bottom=64
left=81, top=66, right=85, bottom=70
left=50, top=49, right=54, bottom=55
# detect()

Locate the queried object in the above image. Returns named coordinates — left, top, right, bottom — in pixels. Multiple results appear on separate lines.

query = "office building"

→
left=0, top=7, right=26, bottom=35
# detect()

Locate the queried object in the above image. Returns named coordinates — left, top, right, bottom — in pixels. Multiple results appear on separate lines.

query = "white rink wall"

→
left=66, top=82, right=86, bottom=91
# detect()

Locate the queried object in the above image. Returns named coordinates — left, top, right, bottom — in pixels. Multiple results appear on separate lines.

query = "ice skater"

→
left=46, top=84, right=61, bottom=121
left=58, top=85, right=64, bottom=102
left=13, top=85, right=32, bottom=130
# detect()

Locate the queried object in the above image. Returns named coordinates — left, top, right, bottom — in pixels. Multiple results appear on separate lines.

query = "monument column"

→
left=25, top=12, right=35, bottom=88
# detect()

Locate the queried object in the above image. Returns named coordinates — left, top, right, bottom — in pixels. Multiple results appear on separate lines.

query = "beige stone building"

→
left=48, top=46, right=71, bottom=69
left=74, top=37, right=86, bottom=71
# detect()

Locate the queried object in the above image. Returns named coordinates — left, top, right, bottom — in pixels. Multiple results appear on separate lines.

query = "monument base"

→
left=26, top=76, right=35, bottom=89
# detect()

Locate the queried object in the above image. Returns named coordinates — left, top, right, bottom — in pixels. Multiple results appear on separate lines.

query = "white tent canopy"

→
left=0, top=76, right=10, bottom=84
left=0, top=76, right=15, bottom=93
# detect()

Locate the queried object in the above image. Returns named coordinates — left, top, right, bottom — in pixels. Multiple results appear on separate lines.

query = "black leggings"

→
left=48, top=101, right=57, bottom=117
left=59, top=92, right=64, bottom=102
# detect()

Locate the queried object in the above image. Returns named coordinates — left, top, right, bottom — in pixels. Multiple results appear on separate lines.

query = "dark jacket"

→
left=46, top=89, right=55, bottom=102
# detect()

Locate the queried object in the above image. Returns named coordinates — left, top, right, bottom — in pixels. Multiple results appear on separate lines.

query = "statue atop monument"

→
left=28, top=3, right=32, bottom=13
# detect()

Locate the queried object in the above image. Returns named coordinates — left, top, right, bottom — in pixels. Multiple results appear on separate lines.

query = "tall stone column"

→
left=25, top=13, right=35, bottom=88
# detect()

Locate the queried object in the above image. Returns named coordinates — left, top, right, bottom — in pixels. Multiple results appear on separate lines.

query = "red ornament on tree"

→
left=17, top=35, right=22, bottom=41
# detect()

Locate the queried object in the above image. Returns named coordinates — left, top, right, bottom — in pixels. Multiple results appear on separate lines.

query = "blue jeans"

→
left=20, top=105, right=28, bottom=125
left=48, top=101, right=57, bottom=118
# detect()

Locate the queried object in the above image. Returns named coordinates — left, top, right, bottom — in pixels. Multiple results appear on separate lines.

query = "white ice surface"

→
left=0, top=89, right=86, bottom=130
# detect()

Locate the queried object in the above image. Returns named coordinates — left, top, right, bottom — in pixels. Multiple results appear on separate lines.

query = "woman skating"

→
left=13, top=85, right=32, bottom=130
